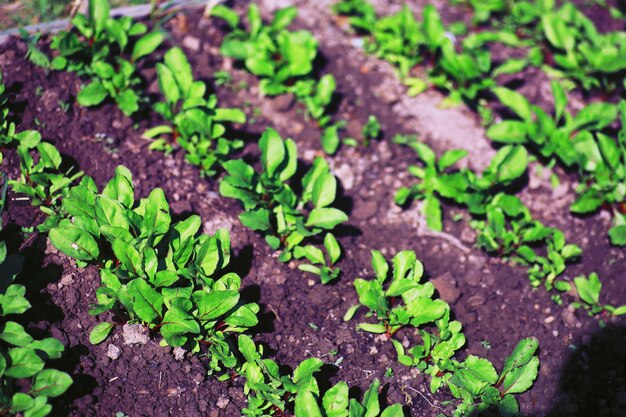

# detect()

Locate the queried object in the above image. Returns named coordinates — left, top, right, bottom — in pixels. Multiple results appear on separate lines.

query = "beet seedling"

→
left=51, top=0, right=164, bottom=115
left=220, top=128, right=348, bottom=280
left=218, top=5, right=336, bottom=127
left=45, top=167, right=259, bottom=372
left=144, top=47, right=246, bottom=176
left=0, top=221, right=72, bottom=416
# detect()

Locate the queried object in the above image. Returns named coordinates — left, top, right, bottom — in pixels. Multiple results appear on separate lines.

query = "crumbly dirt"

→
left=0, top=2, right=625, bottom=417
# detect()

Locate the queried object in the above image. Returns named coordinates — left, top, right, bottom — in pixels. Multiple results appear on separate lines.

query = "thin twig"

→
left=406, top=386, right=443, bottom=410
left=416, top=217, right=472, bottom=254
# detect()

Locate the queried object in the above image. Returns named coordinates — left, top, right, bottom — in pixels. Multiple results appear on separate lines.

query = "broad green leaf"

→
left=160, top=303, right=200, bottom=347
left=487, top=121, right=528, bottom=143
left=131, top=32, right=164, bottom=62
left=89, top=0, right=109, bottom=36
left=499, top=356, right=539, bottom=395
left=295, top=390, right=323, bottom=417
left=423, top=194, right=442, bottom=231
left=127, top=279, right=163, bottom=323
left=306, top=208, right=348, bottom=230
left=312, top=173, right=337, bottom=208
left=493, top=146, right=528, bottom=183
left=164, top=47, right=193, bottom=96
left=112, top=239, right=142, bottom=276
left=89, top=322, right=115, bottom=344
left=239, top=209, right=272, bottom=231
left=322, top=382, right=349, bottom=417
left=492, top=87, right=533, bottom=122
left=260, top=128, right=285, bottom=178
left=77, top=81, right=107, bottom=107
left=31, top=369, right=73, bottom=397
left=609, top=225, right=626, bottom=246
left=438, top=149, right=467, bottom=171
left=156, top=63, right=180, bottom=104
left=0, top=322, right=33, bottom=346
left=574, top=273, right=601, bottom=305
left=464, top=355, right=498, bottom=383
left=49, top=225, right=100, bottom=261
left=380, top=404, right=404, bottom=417
left=371, top=250, right=389, bottom=281
left=324, top=233, right=341, bottom=264
left=5, top=347, right=44, bottom=378
left=501, top=337, right=539, bottom=377
left=293, top=358, right=324, bottom=383
left=192, top=290, right=239, bottom=320
left=551, top=81, right=567, bottom=121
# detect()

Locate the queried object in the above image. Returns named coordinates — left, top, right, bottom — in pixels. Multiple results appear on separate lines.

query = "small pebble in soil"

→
left=216, top=396, right=230, bottom=409
left=122, top=323, right=149, bottom=345
left=173, top=347, right=186, bottom=361
left=106, top=344, right=121, bottom=360
left=369, top=346, right=378, bottom=355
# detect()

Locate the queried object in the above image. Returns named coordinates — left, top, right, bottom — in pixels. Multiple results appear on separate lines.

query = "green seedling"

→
left=238, top=335, right=403, bottom=417
left=335, top=2, right=528, bottom=103
left=51, top=0, right=164, bottom=115
left=332, top=0, right=377, bottom=31
left=220, top=128, right=348, bottom=278
left=395, top=138, right=528, bottom=230
left=362, top=115, right=381, bottom=146
left=144, top=47, right=246, bottom=176
left=294, top=233, right=342, bottom=284
left=218, top=5, right=336, bottom=126
left=9, top=130, right=83, bottom=214
left=347, top=250, right=449, bottom=338
left=45, top=167, right=259, bottom=372
left=489, top=83, right=626, bottom=246
left=0, top=220, right=72, bottom=416
left=555, top=273, right=626, bottom=316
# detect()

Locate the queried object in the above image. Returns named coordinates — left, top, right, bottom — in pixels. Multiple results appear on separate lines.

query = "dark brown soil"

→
left=1, top=2, right=625, bottom=417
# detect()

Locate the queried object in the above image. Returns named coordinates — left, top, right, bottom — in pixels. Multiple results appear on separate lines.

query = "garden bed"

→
left=1, top=0, right=625, bottom=416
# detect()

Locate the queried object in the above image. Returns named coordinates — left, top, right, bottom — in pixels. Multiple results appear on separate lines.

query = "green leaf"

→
left=493, top=146, right=528, bottom=183
left=271, top=6, right=298, bottom=31
left=239, top=209, right=272, bottom=231
left=501, top=337, right=539, bottom=377
left=49, top=225, right=100, bottom=261
left=5, top=347, right=44, bottom=378
left=324, top=233, right=341, bottom=264
left=31, top=369, right=73, bottom=397
left=609, top=225, right=626, bottom=246
left=77, top=81, right=108, bottom=107
left=322, top=382, right=349, bottom=417
left=486, top=121, right=528, bottom=143
left=210, top=5, right=239, bottom=29
left=438, top=149, right=467, bottom=170
left=312, top=173, right=337, bottom=208
left=492, top=87, right=533, bottom=122
left=156, top=63, right=180, bottom=104
left=127, top=279, right=163, bottom=323
left=89, top=0, right=110, bottom=36
left=164, top=47, right=193, bottom=96
left=131, top=32, right=164, bottom=62
left=10, top=393, right=34, bottom=413
left=293, top=358, right=324, bottom=383
left=423, top=194, right=442, bottom=231
left=260, top=128, right=286, bottom=178
left=0, top=322, right=33, bottom=346
left=464, top=355, right=498, bottom=383
left=306, top=208, right=348, bottom=230
left=380, top=404, right=404, bottom=417
left=499, top=356, right=539, bottom=395
left=192, top=290, right=239, bottom=320
left=160, top=303, right=200, bottom=347
left=295, top=390, right=323, bottom=417
left=112, top=239, right=142, bottom=276
left=574, top=273, right=601, bottom=305
left=551, top=81, right=567, bottom=121
left=89, top=322, right=115, bottom=345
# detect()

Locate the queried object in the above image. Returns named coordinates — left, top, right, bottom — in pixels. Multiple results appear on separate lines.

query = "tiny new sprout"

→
left=362, top=115, right=381, bottom=146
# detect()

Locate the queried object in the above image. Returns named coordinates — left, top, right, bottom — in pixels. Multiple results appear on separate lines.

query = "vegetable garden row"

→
left=1, top=0, right=625, bottom=416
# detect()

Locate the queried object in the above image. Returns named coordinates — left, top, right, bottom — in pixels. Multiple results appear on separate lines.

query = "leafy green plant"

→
left=0, top=202, right=72, bottom=416
left=220, top=128, right=348, bottom=277
left=294, top=233, right=342, bottom=284
left=395, top=138, right=529, bottom=231
left=346, top=250, right=449, bottom=338
left=488, top=83, right=626, bottom=246
left=237, top=334, right=403, bottom=416
left=144, top=47, right=246, bottom=176
left=334, top=2, right=527, bottom=104
left=555, top=273, right=626, bottom=316
left=9, top=130, right=83, bottom=214
left=51, top=0, right=164, bottom=115
left=218, top=5, right=336, bottom=126
left=345, top=250, right=539, bottom=416
left=44, top=166, right=259, bottom=373
left=362, top=115, right=381, bottom=146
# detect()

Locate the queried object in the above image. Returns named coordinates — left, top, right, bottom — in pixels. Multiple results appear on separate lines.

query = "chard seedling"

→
left=347, top=250, right=449, bottom=338
left=9, top=130, right=83, bottom=214
left=555, top=273, right=626, bottom=316
left=238, top=334, right=403, bottom=416
left=45, top=166, right=259, bottom=372
left=144, top=47, right=246, bottom=176
left=362, top=115, right=381, bottom=146
left=0, top=220, right=72, bottom=416
left=218, top=5, right=336, bottom=126
left=220, top=128, right=347, bottom=280
left=489, top=83, right=626, bottom=246
left=51, top=0, right=164, bottom=115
